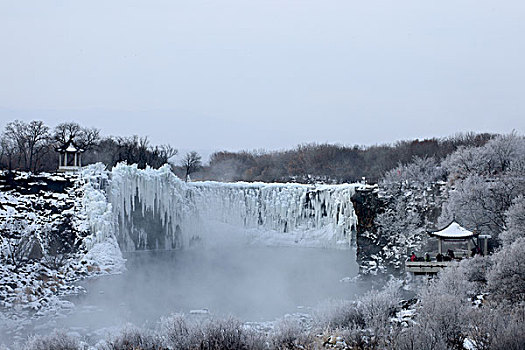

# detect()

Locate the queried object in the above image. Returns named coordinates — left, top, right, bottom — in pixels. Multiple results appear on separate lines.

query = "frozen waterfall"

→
left=109, top=164, right=360, bottom=251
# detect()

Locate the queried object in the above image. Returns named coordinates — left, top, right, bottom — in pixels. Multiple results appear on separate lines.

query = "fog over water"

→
left=70, top=247, right=357, bottom=323
left=21, top=235, right=363, bottom=343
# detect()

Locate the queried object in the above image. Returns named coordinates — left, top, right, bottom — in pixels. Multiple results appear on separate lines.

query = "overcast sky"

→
left=1, top=1, right=524, bottom=154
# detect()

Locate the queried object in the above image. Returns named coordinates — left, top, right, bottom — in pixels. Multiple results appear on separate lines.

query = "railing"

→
left=405, top=261, right=456, bottom=274
left=57, top=166, right=81, bottom=173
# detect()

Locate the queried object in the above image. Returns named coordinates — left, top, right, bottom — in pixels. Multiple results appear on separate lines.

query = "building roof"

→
left=55, top=140, right=84, bottom=153
left=427, top=221, right=478, bottom=239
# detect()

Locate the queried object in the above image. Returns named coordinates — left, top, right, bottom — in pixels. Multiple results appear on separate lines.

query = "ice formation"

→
left=110, top=164, right=200, bottom=251
left=78, top=163, right=125, bottom=272
left=109, top=164, right=359, bottom=251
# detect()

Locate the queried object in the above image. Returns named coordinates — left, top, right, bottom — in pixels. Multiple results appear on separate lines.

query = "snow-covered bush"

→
left=159, top=313, right=195, bottom=349
left=460, top=255, right=492, bottom=293
left=392, top=249, right=523, bottom=350
left=488, top=304, right=525, bottom=350
left=382, top=156, right=445, bottom=190
left=198, top=317, right=265, bottom=350
left=23, top=330, right=83, bottom=350
left=441, top=174, right=521, bottom=240
left=463, top=303, right=525, bottom=350
left=416, top=291, right=466, bottom=349
left=440, top=133, right=525, bottom=244
left=324, top=326, right=367, bottom=349
left=500, top=195, right=525, bottom=246
left=159, top=315, right=265, bottom=350
left=431, top=261, right=476, bottom=299
left=356, top=279, right=401, bottom=347
left=483, top=133, right=525, bottom=175
left=270, top=317, right=312, bottom=350
left=415, top=264, right=474, bottom=349
left=100, top=324, right=157, bottom=350
left=443, top=145, right=491, bottom=180
left=444, top=133, right=525, bottom=180
left=314, top=280, right=401, bottom=338
left=313, top=299, right=364, bottom=329
left=313, top=281, right=403, bottom=348
left=487, top=237, right=525, bottom=303
left=358, top=280, right=400, bottom=326
left=389, top=322, right=448, bottom=350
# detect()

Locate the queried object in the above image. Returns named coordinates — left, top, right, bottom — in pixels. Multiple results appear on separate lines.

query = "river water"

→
left=7, top=246, right=363, bottom=345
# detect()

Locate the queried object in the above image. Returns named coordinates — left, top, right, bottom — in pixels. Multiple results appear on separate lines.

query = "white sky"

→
left=1, top=1, right=524, bottom=153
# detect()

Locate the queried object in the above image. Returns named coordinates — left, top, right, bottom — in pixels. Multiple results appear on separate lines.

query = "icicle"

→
left=108, top=165, right=360, bottom=251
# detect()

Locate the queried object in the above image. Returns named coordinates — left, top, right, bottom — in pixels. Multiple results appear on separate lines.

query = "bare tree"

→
left=3, top=120, right=50, bottom=172
left=26, top=120, right=51, bottom=172
left=181, top=151, right=202, bottom=182
left=107, top=135, right=177, bottom=169
left=0, top=220, right=41, bottom=269
left=114, top=135, right=149, bottom=168
left=158, top=144, right=178, bottom=162
left=53, top=122, right=100, bottom=151
left=4, top=120, right=28, bottom=169
left=53, top=122, right=82, bottom=144
left=0, top=132, right=17, bottom=171
left=78, top=127, right=100, bottom=150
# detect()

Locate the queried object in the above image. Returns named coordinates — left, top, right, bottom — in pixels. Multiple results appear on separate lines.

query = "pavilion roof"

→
left=427, top=221, right=478, bottom=239
left=56, top=140, right=84, bottom=153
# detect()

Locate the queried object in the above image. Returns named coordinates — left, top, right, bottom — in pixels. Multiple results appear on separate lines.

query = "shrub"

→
left=461, top=255, right=491, bottom=292
left=397, top=265, right=474, bottom=349
left=160, top=314, right=265, bottom=350
left=313, top=299, right=364, bottom=330
left=389, top=322, right=448, bottom=350
left=500, top=195, right=525, bottom=246
left=269, top=317, right=312, bottom=350
left=197, top=317, right=265, bottom=350
left=100, top=324, right=157, bottom=350
left=487, top=238, right=525, bottom=303
left=489, top=303, right=525, bottom=350
left=23, top=330, right=82, bottom=350
left=463, top=303, right=525, bottom=350
left=158, top=313, right=196, bottom=349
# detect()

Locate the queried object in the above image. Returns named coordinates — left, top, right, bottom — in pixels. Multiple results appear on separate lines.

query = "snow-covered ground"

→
left=0, top=165, right=125, bottom=344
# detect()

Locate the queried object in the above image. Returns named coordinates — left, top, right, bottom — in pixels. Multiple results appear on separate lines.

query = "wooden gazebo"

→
left=56, top=140, right=84, bottom=172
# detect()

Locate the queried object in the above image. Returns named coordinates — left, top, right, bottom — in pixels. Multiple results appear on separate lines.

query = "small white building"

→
left=406, top=220, right=490, bottom=275
left=428, top=221, right=479, bottom=256
left=56, top=141, right=84, bottom=172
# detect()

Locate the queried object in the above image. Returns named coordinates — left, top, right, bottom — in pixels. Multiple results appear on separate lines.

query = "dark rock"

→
left=351, top=189, right=387, bottom=273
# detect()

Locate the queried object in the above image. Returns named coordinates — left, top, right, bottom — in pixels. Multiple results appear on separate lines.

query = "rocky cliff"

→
left=351, top=182, right=448, bottom=276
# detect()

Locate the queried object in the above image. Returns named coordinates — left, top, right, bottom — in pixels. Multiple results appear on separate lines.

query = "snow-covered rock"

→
left=0, top=166, right=124, bottom=342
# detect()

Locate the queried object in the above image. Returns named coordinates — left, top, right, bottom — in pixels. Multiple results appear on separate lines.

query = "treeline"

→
left=375, top=132, right=525, bottom=267
left=194, top=133, right=494, bottom=183
left=0, top=120, right=177, bottom=173
left=0, top=119, right=496, bottom=183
